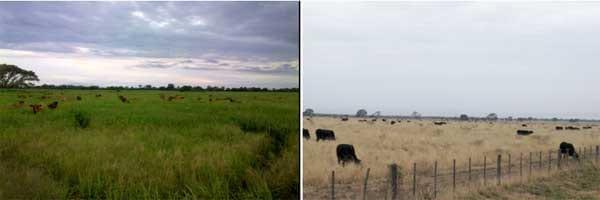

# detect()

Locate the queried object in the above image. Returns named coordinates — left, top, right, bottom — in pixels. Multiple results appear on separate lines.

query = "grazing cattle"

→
left=29, top=104, right=43, bottom=114
left=316, top=129, right=336, bottom=141
left=336, top=144, right=361, bottom=166
left=559, top=142, right=579, bottom=159
left=556, top=126, right=564, bottom=130
left=434, top=121, right=447, bottom=126
left=391, top=121, right=396, bottom=125
left=47, top=101, right=58, bottom=109
left=341, top=117, right=349, bottom=121
left=76, top=96, right=82, bottom=101
left=566, top=126, right=580, bottom=130
left=371, top=119, right=377, bottom=122
left=160, top=94, right=166, bottom=100
left=13, top=101, right=25, bottom=108
left=583, top=126, right=592, bottom=130
left=118, top=95, right=129, bottom=103
left=516, top=130, right=534, bottom=135
left=303, top=129, right=310, bottom=140
left=382, top=119, right=387, bottom=122
left=96, top=94, right=102, bottom=97
left=17, top=95, right=27, bottom=99
left=521, top=124, right=527, bottom=127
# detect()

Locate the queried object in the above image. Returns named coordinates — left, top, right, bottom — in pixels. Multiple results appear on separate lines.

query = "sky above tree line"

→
left=0, top=1, right=299, bottom=88
left=303, top=2, right=600, bottom=119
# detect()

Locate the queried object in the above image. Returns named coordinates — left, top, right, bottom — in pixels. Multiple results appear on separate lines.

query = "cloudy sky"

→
left=0, top=2, right=298, bottom=88
left=304, top=2, right=600, bottom=119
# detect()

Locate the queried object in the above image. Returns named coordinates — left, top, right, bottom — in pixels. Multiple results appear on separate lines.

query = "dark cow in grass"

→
left=566, top=126, right=580, bottom=130
left=316, top=129, right=335, bottom=141
left=341, top=117, right=349, bottom=121
left=583, top=126, right=592, bottom=130
left=336, top=144, right=361, bottom=166
left=556, top=126, right=564, bottom=130
left=76, top=96, right=82, bottom=101
left=30, top=104, right=43, bottom=114
left=391, top=121, right=396, bottom=125
left=517, top=130, right=534, bottom=135
left=434, top=121, right=447, bottom=126
left=559, top=142, right=579, bottom=159
left=47, top=101, right=58, bottom=109
left=303, top=129, right=310, bottom=140
left=118, top=95, right=130, bottom=103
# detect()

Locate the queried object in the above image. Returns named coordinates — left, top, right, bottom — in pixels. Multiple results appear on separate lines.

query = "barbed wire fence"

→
left=318, top=145, right=600, bottom=200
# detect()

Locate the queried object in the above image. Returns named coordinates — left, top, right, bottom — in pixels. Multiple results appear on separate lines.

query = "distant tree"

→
left=507, top=116, right=513, bottom=121
left=0, top=64, right=39, bottom=88
left=552, top=117, right=558, bottom=122
left=459, top=114, right=469, bottom=121
left=166, top=83, right=175, bottom=90
left=180, top=85, right=192, bottom=92
left=411, top=111, right=421, bottom=119
left=303, top=109, right=314, bottom=117
left=144, top=84, right=152, bottom=89
left=486, top=113, right=498, bottom=121
left=356, top=109, right=368, bottom=117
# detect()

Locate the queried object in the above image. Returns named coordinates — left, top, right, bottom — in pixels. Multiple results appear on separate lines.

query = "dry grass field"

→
left=303, top=116, right=600, bottom=198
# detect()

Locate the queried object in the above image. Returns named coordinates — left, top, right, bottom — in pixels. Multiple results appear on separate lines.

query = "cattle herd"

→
left=9, top=93, right=241, bottom=115
left=304, top=116, right=596, bottom=167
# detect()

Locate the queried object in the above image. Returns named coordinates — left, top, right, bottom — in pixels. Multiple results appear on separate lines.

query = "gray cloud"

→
left=0, top=2, right=299, bottom=61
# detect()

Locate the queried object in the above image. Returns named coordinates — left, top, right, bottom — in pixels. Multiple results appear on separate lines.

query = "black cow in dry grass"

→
left=521, top=124, right=527, bottom=127
left=434, top=121, right=447, bottom=126
left=566, top=126, right=580, bottom=130
left=303, top=129, right=310, bottom=140
left=517, top=130, right=534, bottom=135
left=559, top=142, right=579, bottom=159
left=47, top=101, right=58, bottom=109
left=30, top=104, right=43, bottom=114
left=583, top=126, right=592, bottom=130
left=556, top=126, right=564, bottom=130
left=336, top=144, right=361, bottom=166
left=316, top=129, right=335, bottom=141
left=391, top=121, right=396, bottom=125
left=341, top=117, right=349, bottom=121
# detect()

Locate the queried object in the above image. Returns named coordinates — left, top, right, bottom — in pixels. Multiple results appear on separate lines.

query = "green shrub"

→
left=74, top=111, right=91, bottom=129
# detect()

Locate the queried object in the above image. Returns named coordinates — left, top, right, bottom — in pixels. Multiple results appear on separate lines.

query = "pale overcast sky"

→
left=303, top=2, right=600, bottom=119
left=0, top=2, right=299, bottom=88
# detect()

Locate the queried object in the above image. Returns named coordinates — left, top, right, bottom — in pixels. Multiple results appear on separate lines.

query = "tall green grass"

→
left=0, top=89, right=299, bottom=199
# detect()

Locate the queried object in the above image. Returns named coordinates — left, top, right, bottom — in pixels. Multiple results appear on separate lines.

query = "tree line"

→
left=1, top=63, right=297, bottom=92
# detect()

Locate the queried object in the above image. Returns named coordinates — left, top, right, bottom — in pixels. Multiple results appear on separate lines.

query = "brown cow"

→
left=30, top=104, right=43, bottom=114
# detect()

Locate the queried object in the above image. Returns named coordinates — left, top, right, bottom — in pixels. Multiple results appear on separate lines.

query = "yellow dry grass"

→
left=303, top=117, right=600, bottom=190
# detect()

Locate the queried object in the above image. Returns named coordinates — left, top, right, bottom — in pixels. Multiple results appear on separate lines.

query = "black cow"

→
left=391, top=121, right=396, bottom=125
left=76, top=96, right=82, bottom=101
left=303, top=129, right=310, bottom=140
left=583, top=126, right=592, bottom=130
left=517, top=130, right=534, bottom=135
left=47, top=101, right=58, bottom=109
left=382, top=119, right=387, bottom=122
left=556, top=126, right=564, bottom=130
left=559, top=142, right=579, bottom=159
left=341, top=117, right=349, bottom=121
left=434, top=121, right=447, bottom=126
left=521, top=124, right=527, bottom=127
left=566, top=126, right=580, bottom=130
left=316, top=129, right=336, bottom=141
left=336, top=144, right=361, bottom=166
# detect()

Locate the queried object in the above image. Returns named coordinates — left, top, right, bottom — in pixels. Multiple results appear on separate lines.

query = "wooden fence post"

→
left=483, top=156, right=487, bottom=186
left=596, top=145, right=600, bottom=164
left=497, top=154, right=501, bottom=185
left=434, top=161, right=437, bottom=199
left=548, top=150, right=552, bottom=172
left=529, top=152, right=532, bottom=178
left=539, top=151, right=542, bottom=169
left=520, top=153, right=523, bottom=182
left=331, top=171, right=335, bottom=200
left=363, top=168, right=370, bottom=200
left=558, top=149, right=561, bottom=170
left=453, top=159, right=456, bottom=192
left=390, top=164, right=398, bottom=200
left=413, top=162, right=416, bottom=198
left=468, top=157, right=472, bottom=183
left=508, top=154, right=512, bottom=180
